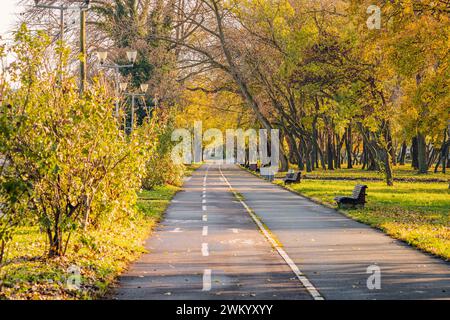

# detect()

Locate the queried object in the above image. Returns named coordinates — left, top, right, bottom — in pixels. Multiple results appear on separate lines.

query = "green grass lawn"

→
left=0, top=185, right=180, bottom=300
left=274, top=179, right=450, bottom=261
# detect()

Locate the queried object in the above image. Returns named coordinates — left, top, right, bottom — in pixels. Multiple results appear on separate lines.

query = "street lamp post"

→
left=96, top=50, right=138, bottom=118
left=34, top=1, right=90, bottom=88
left=80, top=5, right=89, bottom=95
left=121, top=83, right=149, bottom=133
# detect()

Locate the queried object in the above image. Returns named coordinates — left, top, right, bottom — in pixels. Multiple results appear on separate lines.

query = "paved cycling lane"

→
left=116, top=164, right=311, bottom=300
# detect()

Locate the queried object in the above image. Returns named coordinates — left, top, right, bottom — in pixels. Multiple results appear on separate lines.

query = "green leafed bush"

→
left=142, top=121, right=185, bottom=190
left=0, top=25, right=158, bottom=258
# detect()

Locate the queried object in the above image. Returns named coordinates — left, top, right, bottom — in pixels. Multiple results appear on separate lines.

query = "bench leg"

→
left=337, top=203, right=356, bottom=210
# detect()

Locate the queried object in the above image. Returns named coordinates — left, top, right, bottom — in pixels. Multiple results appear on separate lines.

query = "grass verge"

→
left=185, top=163, right=203, bottom=176
left=276, top=164, right=449, bottom=182
left=0, top=185, right=180, bottom=300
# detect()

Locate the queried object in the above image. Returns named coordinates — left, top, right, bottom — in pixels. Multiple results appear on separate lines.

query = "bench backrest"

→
left=285, top=172, right=301, bottom=181
left=352, top=185, right=368, bottom=201
left=285, top=172, right=295, bottom=179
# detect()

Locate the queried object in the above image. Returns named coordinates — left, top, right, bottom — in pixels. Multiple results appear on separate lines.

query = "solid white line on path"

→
left=202, top=243, right=209, bottom=256
left=202, top=215, right=208, bottom=222
left=202, top=199, right=206, bottom=204
left=219, top=165, right=324, bottom=301
left=202, top=205, right=207, bottom=211
left=202, top=269, right=212, bottom=291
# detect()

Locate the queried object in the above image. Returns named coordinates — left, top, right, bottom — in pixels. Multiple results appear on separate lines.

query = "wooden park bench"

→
left=282, top=171, right=301, bottom=185
left=334, top=185, right=368, bottom=209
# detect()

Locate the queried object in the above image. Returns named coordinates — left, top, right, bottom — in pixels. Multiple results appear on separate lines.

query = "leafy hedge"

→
left=0, top=25, right=182, bottom=264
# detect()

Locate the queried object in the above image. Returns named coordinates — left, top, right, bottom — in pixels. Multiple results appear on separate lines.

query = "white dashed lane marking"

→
left=202, top=243, right=209, bottom=256
left=202, top=269, right=212, bottom=291
left=202, top=226, right=208, bottom=236
left=202, top=215, right=208, bottom=222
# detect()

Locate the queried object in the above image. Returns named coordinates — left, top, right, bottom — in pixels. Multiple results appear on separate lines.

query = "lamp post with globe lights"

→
left=121, top=83, right=149, bottom=133
left=96, top=50, right=138, bottom=118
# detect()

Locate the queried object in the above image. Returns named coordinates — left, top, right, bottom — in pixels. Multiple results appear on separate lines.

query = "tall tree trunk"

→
left=444, top=146, right=449, bottom=173
left=428, top=148, right=439, bottom=169
left=383, top=148, right=394, bottom=186
left=334, top=133, right=339, bottom=169
left=368, top=132, right=381, bottom=171
left=327, top=131, right=334, bottom=170
left=298, top=140, right=305, bottom=171
left=312, top=116, right=319, bottom=170
left=0, top=240, right=5, bottom=265
left=335, top=133, right=345, bottom=169
left=398, top=141, right=407, bottom=165
left=411, top=136, right=419, bottom=169
left=345, top=125, right=353, bottom=169
left=361, top=142, right=367, bottom=170
left=386, top=125, right=396, bottom=166
left=304, top=137, right=313, bottom=172
left=318, top=140, right=326, bottom=170
left=48, top=227, right=62, bottom=257
left=358, top=125, right=379, bottom=171
left=435, top=128, right=449, bottom=173
left=417, top=132, right=428, bottom=174
left=285, top=131, right=299, bottom=165
left=279, top=147, right=289, bottom=172
left=434, top=154, right=441, bottom=173
left=381, top=121, right=395, bottom=185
